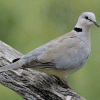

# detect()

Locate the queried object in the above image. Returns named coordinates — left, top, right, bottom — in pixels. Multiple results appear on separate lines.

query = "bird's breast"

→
left=55, top=41, right=91, bottom=74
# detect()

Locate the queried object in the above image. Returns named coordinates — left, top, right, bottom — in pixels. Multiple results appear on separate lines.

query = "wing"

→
left=19, top=30, right=82, bottom=69
left=21, top=59, right=56, bottom=69
left=0, top=30, right=81, bottom=72
left=37, top=31, right=81, bottom=64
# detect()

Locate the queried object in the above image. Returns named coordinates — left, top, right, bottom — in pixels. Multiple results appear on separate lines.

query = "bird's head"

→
left=75, top=12, right=99, bottom=30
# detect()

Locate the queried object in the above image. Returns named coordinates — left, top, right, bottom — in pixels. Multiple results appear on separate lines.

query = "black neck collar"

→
left=74, top=27, right=82, bottom=32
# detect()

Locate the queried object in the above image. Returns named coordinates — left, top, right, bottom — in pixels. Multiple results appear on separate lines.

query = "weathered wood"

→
left=0, top=40, right=86, bottom=100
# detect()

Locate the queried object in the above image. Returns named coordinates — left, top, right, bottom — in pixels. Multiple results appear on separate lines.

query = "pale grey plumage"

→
left=0, top=12, right=99, bottom=78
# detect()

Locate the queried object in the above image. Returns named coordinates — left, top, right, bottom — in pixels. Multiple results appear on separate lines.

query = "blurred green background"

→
left=0, top=0, right=100, bottom=100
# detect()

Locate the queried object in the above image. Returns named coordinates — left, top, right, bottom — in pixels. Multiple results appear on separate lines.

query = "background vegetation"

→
left=0, top=0, right=100, bottom=100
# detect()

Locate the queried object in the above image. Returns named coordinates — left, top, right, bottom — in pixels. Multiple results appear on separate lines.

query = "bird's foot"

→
left=51, top=75, right=72, bottom=89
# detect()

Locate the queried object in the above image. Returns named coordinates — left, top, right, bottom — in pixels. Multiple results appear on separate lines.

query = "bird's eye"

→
left=85, top=16, right=88, bottom=20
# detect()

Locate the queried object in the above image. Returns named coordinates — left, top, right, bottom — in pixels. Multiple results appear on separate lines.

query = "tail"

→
left=0, top=59, right=25, bottom=73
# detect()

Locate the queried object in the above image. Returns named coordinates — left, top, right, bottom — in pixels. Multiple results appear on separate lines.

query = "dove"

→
left=0, top=12, right=99, bottom=78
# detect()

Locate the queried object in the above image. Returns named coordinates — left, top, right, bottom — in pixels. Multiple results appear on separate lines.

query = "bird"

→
left=0, top=12, right=99, bottom=78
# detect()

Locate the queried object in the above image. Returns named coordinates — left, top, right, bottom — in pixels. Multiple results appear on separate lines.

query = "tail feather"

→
left=0, top=59, right=25, bottom=72
left=0, top=63, right=19, bottom=72
left=0, top=58, right=56, bottom=73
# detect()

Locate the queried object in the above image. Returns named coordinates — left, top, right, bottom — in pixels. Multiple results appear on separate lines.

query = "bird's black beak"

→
left=93, top=21, right=99, bottom=27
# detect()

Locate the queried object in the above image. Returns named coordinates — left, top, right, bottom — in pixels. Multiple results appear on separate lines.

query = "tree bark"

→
left=0, top=40, right=86, bottom=100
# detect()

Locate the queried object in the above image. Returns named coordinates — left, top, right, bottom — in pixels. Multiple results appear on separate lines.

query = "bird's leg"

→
left=51, top=75, right=72, bottom=89
left=62, top=77, right=72, bottom=89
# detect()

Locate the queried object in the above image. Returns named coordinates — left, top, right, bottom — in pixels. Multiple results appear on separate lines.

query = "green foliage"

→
left=0, top=0, right=100, bottom=100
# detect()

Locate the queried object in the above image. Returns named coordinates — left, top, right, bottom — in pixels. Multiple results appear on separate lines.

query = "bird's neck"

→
left=74, top=25, right=91, bottom=47
left=74, top=26, right=91, bottom=33
left=75, top=22, right=91, bottom=33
